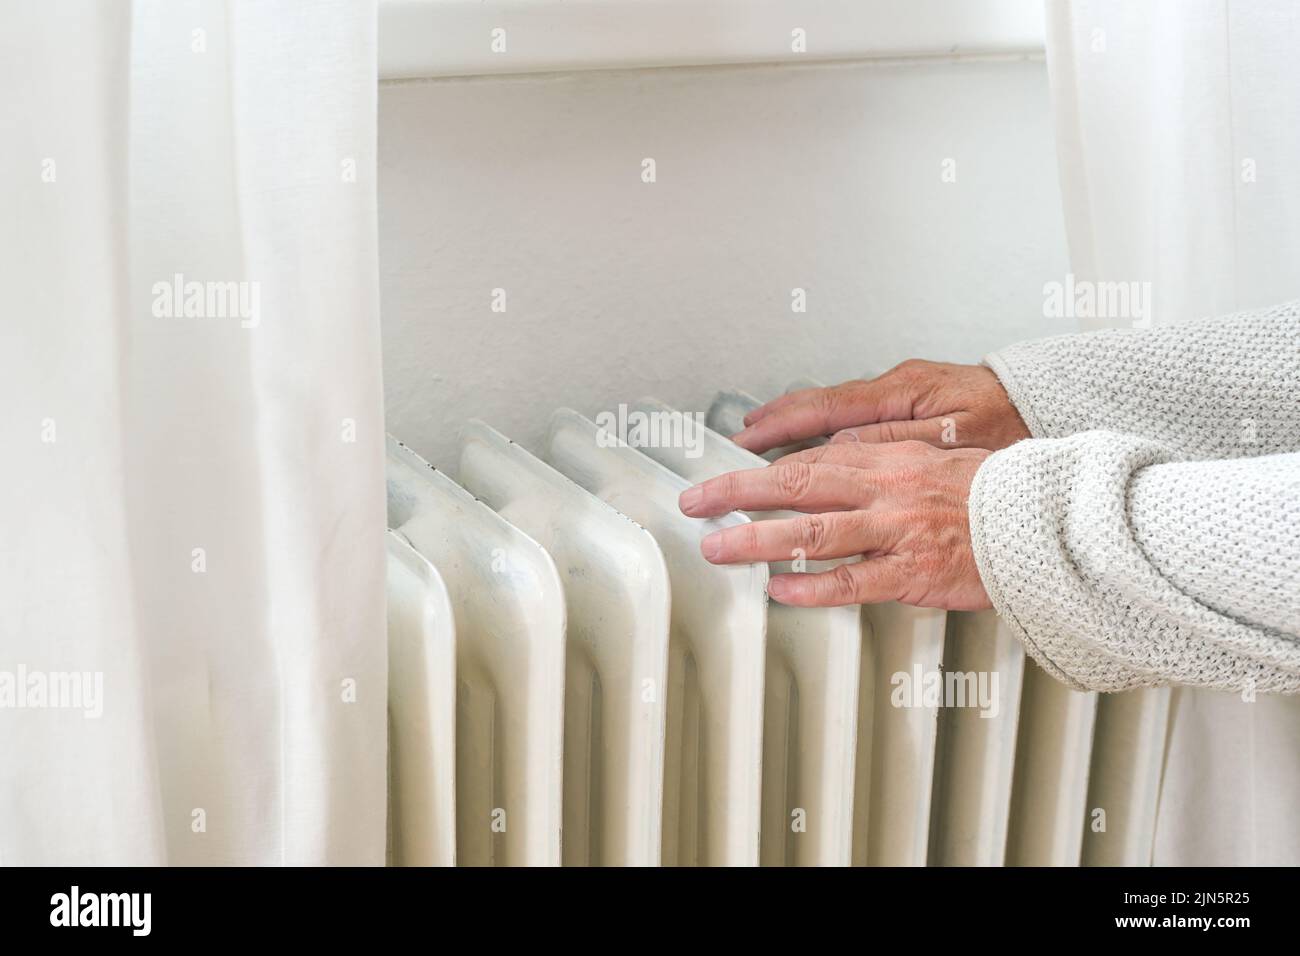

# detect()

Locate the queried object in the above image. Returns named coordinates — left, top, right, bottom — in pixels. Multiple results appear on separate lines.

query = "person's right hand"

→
left=730, top=360, right=1032, bottom=455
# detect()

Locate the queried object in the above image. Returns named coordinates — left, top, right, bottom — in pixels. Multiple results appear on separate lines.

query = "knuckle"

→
left=796, top=514, right=829, bottom=553
left=892, top=358, right=929, bottom=379
left=774, top=462, right=814, bottom=501
left=824, top=563, right=860, bottom=602
left=876, top=420, right=910, bottom=443
left=811, top=389, right=840, bottom=418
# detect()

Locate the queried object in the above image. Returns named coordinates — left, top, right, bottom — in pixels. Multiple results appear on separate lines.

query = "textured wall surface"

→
left=379, top=57, right=1072, bottom=470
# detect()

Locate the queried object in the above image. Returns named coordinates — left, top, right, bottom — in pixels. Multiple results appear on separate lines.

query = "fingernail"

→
left=700, top=532, right=722, bottom=561
left=730, top=429, right=751, bottom=447
left=768, top=577, right=790, bottom=600
left=679, top=486, right=703, bottom=515
left=831, top=430, right=858, bottom=443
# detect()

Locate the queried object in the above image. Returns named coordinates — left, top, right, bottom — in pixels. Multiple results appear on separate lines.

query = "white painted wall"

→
left=379, top=57, right=1072, bottom=470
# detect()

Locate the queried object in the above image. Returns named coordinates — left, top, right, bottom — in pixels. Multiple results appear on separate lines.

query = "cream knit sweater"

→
left=969, top=300, right=1300, bottom=694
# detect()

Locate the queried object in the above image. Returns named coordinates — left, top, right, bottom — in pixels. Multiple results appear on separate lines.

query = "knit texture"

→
left=970, top=301, right=1300, bottom=693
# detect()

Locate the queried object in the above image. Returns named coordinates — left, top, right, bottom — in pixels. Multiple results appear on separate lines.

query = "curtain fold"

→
left=1045, top=0, right=1300, bottom=866
left=0, top=0, right=385, bottom=865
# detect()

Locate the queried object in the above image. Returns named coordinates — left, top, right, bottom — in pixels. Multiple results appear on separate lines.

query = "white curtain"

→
left=1046, top=0, right=1300, bottom=864
left=0, top=0, right=386, bottom=864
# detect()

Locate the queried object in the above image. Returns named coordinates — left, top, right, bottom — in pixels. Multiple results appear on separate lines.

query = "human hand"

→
left=730, top=361, right=1030, bottom=455
left=677, top=440, right=993, bottom=610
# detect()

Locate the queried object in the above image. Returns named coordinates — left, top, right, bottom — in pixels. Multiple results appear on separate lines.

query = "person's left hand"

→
left=677, top=441, right=993, bottom=610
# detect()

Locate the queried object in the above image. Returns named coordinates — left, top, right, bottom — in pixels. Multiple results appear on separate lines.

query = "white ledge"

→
left=379, top=0, right=1047, bottom=80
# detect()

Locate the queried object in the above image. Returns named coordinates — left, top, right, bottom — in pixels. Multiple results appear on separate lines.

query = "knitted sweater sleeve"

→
left=969, top=301, right=1300, bottom=693
left=984, top=299, right=1300, bottom=459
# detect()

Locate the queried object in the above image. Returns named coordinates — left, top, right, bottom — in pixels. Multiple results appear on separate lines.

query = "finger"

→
left=699, top=512, right=891, bottom=565
left=741, top=387, right=821, bottom=426
left=678, top=463, right=872, bottom=517
left=731, top=381, right=915, bottom=454
left=731, top=390, right=855, bottom=452
left=767, top=559, right=905, bottom=607
left=771, top=443, right=888, bottom=469
left=830, top=415, right=958, bottom=447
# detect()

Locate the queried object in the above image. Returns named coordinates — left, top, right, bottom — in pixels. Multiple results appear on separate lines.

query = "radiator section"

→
left=385, top=531, right=457, bottom=866
left=387, top=437, right=566, bottom=865
left=545, top=409, right=768, bottom=865
left=383, top=379, right=1168, bottom=867
left=629, top=398, right=860, bottom=866
left=457, top=421, right=670, bottom=866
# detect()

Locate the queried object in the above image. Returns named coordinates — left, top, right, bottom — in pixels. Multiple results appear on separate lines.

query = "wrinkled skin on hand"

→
left=730, top=361, right=1029, bottom=455
left=679, top=361, right=1030, bottom=609
left=680, top=440, right=993, bottom=609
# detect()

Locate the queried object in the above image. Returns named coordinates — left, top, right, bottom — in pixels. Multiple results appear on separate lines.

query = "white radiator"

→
left=385, top=386, right=1170, bottom=866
